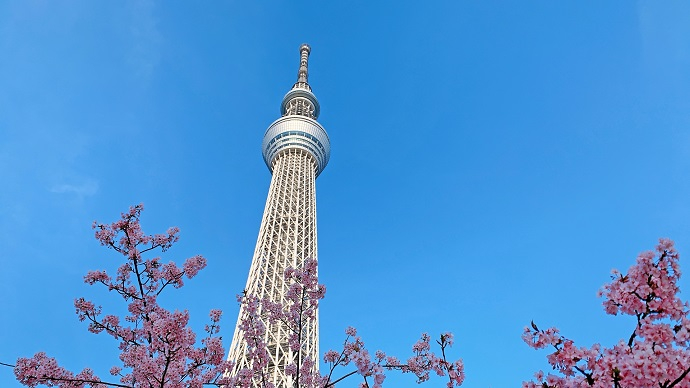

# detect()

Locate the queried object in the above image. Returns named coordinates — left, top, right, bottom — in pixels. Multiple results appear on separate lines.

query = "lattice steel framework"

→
left=227, top=44, right=330, bottom=387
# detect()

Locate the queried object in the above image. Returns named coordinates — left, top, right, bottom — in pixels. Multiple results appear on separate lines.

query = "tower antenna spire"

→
left=294, top=43, right=311, bottom=90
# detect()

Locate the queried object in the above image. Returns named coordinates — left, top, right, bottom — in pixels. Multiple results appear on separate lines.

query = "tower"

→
left=227, top=44, right=330, bottom=386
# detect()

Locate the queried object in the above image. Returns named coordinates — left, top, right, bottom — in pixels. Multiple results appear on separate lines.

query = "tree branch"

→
left=21, top=375, right=131, bottom=388
left=667, top=364, right=690, bottom=388
left=326, top=370, right=358, bottom=387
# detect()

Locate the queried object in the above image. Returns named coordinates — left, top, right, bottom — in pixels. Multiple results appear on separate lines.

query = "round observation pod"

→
left=262, top=115, right=330, bottom=176
left=280, top=88, right=320, bottom=119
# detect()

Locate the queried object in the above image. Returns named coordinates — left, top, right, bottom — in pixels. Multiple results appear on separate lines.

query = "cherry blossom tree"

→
left=14, top=204, right=233, bottom=388
left=523, top=238, right=690, bottom=388
left=11, top=204, right=463, bottom=388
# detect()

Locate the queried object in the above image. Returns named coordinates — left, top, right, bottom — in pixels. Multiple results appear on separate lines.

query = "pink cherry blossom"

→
left=524, top=238, right=690, bottom=388
left=15, top=204, right=232, bottom=388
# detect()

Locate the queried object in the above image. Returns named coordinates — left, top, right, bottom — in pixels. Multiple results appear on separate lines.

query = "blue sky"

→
left=2, top=1, right=690, bottom=387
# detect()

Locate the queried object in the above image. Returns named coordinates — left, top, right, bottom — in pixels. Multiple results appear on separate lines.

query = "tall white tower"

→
left=227, top=44, right=330, bottom=387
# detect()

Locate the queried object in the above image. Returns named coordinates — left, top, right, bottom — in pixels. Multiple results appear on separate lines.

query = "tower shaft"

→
left=227, top=149, right=319, bottom=386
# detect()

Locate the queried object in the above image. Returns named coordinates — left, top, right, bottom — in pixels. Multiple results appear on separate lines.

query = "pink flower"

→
left=209, top=309, right=222, bottom=322
left=183, top=255, right=206, bottom=278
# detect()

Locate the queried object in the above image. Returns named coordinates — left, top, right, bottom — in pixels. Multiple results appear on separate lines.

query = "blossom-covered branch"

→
left=322, top=328, right=464, bottom=388
left=523, top=238, right=690, bottom=388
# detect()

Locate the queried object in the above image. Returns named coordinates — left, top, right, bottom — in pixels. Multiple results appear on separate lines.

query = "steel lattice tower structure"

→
left=227, top=44, right=330, bottom=387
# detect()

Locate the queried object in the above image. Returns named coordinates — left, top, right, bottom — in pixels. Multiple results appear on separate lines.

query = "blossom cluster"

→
left=230, top=258, right=327, bottom=387
left=523, top=238, right=690, bottom=388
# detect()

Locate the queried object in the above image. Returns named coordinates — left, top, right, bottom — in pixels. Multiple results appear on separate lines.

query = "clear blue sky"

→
left=2, top=1, right=690, bottom=387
